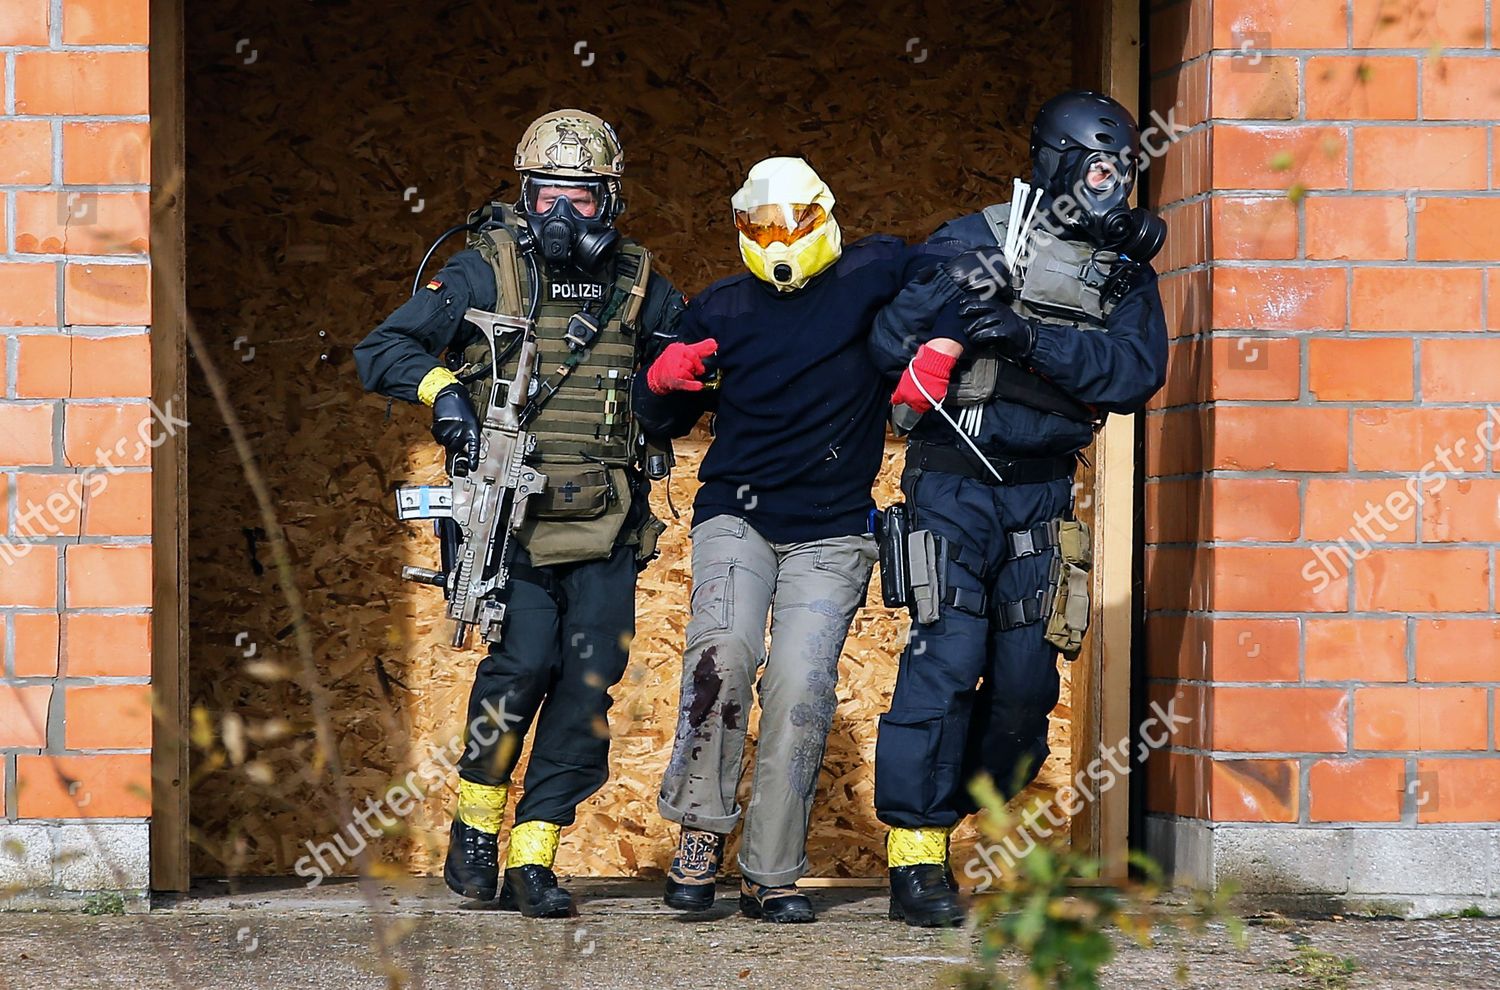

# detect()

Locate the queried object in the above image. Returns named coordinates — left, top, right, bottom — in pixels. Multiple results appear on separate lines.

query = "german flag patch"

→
left=425, top=278, right=443, bottom=292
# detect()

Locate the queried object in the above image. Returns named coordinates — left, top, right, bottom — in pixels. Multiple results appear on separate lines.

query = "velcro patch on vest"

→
left=424, top=278, right=443, bottom=291
left=547, top=280, right=607, bottom=303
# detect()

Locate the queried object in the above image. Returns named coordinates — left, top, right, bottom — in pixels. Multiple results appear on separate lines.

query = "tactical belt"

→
left=907, top=442, right=1076, bottom=487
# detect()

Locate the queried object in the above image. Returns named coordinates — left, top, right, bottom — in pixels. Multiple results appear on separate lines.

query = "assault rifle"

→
left=394, top=307, right=547, bottom=648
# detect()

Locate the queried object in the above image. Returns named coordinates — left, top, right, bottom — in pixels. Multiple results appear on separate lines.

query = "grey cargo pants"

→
left=658, top=513, right=877, bottom=886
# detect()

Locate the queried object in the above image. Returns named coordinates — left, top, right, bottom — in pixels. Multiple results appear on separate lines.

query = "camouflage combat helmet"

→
left=514, top=109, right=625, bottom=180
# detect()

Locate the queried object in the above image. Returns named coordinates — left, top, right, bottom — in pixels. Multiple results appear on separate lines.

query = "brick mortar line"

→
left=7, top=466, right=152, bottom=475
left=0, top=115, right=150, bottom=123
left=1142, top=815, right=1500, bottom=830
left=1151, top=537, right=1500, bottom=547
left=2, top=45, right=150, bottom=53
left=0, top=326, right=150, bottom=334
left=1142, top=607, right=1500, bottom=619
left=0, top=537, right=154, bottom=547
left=1209, top=117, right=1500, bottom=128
left=0, top=185, right=152, bottom=192
left=0, top=607, right=148, bottom=614
left=1149, top=679, right=1500, bottom=689
left=5, top=749, right=151, bottom=755
left=3, top=53, right=13, bottom=115
left=47, top=0, right=60, bottom=47
left=1210, top=257, right=1500, bottom=268
left=3, top=753, right=13, bottom=822
left=3, top=678, right=155, bottom=686
left=0, top=255, right=149, bottom=264
left=2, top=601, right=12, bottom=679
left=1170, top=748, right=1500, bottom=760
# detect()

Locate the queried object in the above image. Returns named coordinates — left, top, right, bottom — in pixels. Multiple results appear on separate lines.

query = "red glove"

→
left=648, top=338, right=719, bottom=394
left=891, top=343, right=959, bottom=413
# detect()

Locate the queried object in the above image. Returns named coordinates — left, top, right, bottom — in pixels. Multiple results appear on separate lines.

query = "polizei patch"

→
left=548, top=280, right=607, bottom=302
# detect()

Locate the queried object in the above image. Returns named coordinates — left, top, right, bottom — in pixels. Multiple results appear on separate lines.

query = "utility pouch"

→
left=878, top=504, right=911, bottom=608
left=950, top=355, right=999, bottom=407
left=1043, top=518, right=1093, bottom=658
left=520, top=465, right=631, bottom=567
left=534, top=464, right=612, bottom=520
left=907, top=528, right=943, bottom=625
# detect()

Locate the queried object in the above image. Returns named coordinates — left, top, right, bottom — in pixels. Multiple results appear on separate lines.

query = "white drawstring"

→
left=905, top=357, right=1006, bottom=485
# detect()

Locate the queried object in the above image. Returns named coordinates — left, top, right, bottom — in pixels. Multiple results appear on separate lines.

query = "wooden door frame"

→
left=145, top=0, right=1143, bottom=888
left=149, top=0, right=190, bottom=892
left=1071, top=0, right=1142, bottom=879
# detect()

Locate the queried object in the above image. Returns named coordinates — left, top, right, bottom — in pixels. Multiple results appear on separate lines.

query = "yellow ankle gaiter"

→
left=506, top=820, right=561, bottom=869
left=457, top=780, right=508, bottom=835
left=888, top=826, right=951, bottom=867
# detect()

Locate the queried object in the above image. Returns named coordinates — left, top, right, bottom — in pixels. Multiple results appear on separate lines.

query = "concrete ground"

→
left=1, top=879, right=1498, bottom=990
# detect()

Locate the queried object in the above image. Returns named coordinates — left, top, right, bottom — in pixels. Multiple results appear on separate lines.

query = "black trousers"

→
left=457, top=542, right=635, bottom=826
left=874, top=467, right=1072, bottom=829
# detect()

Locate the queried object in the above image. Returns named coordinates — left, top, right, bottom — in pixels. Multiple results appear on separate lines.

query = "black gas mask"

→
left=519, top=176, right=621, bottom=275
left=1030, top=91, right=1166, bottom=262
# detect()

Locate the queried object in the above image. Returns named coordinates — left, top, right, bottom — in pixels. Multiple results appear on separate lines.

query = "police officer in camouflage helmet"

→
left=867, top=90, right=1169, bottom=927
left=355, top=109, right=686, bottom=917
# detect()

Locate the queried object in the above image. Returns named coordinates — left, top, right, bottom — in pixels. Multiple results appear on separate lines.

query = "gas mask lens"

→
left=1079, top=154, right=1133, bottom=199
left=525, top=179, right=604, bottom=218
left=733, top=202, right=828, bottom=248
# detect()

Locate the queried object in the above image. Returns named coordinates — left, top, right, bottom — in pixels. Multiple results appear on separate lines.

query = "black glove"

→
left=960, top=297, right=1036, bottom=359
left=940, top=246, right=1014, bottom=302
left=431, top=383, right=481, bottom=473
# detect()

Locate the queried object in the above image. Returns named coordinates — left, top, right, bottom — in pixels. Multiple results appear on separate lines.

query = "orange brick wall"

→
left=1146, top=0, right=1500, bottom=905
left=0, top=0, right=153, bottom=864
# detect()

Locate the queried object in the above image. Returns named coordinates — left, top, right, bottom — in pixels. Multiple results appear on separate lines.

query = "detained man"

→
left=632, top=157, right=953, bottom=923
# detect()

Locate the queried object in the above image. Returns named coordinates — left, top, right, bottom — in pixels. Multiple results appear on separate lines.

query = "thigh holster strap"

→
left=994, top=591, right=1048, bottom=630
left=1005, top=520, right=1061, bottom=561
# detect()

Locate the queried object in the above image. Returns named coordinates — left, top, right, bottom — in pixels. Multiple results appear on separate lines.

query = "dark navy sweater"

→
left=633, top=234, right=942, bottom=543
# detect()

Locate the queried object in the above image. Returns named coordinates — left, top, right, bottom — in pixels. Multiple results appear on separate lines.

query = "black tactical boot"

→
left=498, top=865, right=576, bottom=918
left=443, top=817, right=499, bottom=902
left=664, top=828, right=726, bottom=911
left=739, top=879, right=816, bottom=923
left=889, top=863, right=964, bottom=927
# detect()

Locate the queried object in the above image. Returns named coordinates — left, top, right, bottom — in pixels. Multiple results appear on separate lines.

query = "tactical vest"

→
left=456, top=203, right=654, bottom=566
left=948, top=203, right=1122, bottom=423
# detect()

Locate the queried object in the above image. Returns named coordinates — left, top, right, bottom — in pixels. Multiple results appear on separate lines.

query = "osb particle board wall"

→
left=185, top=0, right=1079, bottom=878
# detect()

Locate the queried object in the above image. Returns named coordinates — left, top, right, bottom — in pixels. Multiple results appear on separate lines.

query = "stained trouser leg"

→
left=658, top=514, right=776, bottom=835
left=962, top=476, right=1072, bottom=810
left=457, top=546, right=560, bottom=787
left=737, top=533, right=876, bottom=887
left=874, top=469, right=1003, bottom=830
left=512, top=544, right=638, bottom=827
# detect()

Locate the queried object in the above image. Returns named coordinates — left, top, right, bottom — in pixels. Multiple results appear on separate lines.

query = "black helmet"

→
left=1030, top=90, right=1164, bottom=260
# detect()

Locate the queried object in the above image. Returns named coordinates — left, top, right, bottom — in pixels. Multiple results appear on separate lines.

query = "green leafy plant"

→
left=948, top=776, right=1244, bottom=990
left=1278, top=944, right=1357, bottom=989
left=82, top=891, right=126, bottom=916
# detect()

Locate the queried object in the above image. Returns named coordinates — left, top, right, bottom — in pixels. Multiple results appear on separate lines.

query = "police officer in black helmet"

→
left=867, top=90, right=1169, bottom=927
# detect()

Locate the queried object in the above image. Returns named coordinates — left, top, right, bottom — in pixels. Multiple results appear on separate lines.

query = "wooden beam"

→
left=1069, top=0, right=1142, bottom=880
left=149, top=0, right=190, bottom=894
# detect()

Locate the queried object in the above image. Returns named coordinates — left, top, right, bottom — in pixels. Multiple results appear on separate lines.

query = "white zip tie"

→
left=1004, top=178, right=1026, bottom=270
left=906, top=357, right=1006, bottom=485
